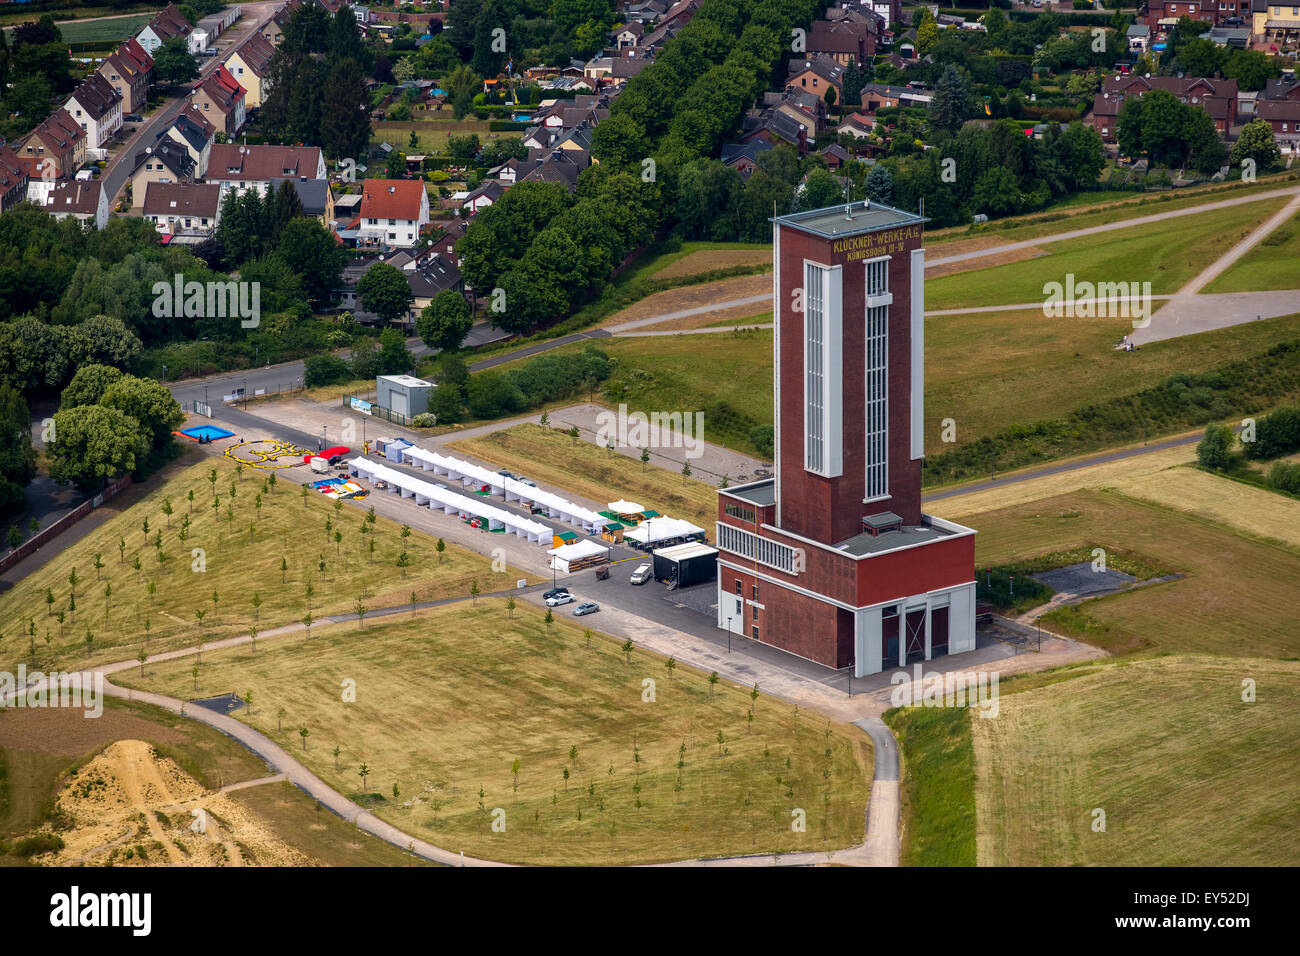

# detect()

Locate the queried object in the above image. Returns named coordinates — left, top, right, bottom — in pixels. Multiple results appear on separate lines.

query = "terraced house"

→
left=20, top=108, right=86, bottom=180
left=96, top=38, right=155, bottom=116
left=63, top=73, right=123, bottom=151
left=227, top=33, right=277, bottom=109
left=205, top=143, right=326, bottom=196
left=189, top=65, right=247, bottom=136
left=1090, top=74, right=1239, bottom=143
left=136, top=2, right=199, bottom=55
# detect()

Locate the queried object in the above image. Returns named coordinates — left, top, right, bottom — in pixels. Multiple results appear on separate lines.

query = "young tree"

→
left=299, top=726, right=310, bottom=751
left=469, top=579, right=480, bottom=606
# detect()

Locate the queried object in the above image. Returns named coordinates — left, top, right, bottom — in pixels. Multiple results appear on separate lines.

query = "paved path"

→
left=604, top=294, right=772, bottom=334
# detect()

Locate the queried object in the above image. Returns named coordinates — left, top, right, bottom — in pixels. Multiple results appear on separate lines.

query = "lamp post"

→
left=243, top=377, right=248, bottom=410
left=726, top=616, right=732, bottom=653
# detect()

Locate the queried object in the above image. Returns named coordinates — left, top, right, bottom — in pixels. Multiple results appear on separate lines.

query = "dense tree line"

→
left=0, top=15, right=76, bottom=138
left=259, top=4, right=372, bottom=158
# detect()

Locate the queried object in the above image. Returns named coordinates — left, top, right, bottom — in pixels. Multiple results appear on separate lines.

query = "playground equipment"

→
left=223, top=439, right=310, bottom=470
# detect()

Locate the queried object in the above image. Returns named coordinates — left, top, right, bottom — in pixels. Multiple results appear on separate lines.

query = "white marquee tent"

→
left=623, top=516, right=707, bottom=547
left=546, top=539, right=609, bottom=573
left=399, top=446, right=606, bottom=530
left=347, top=458, right=552, bottom=544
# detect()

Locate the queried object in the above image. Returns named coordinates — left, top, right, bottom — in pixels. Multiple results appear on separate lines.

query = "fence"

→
left=343, top=395, right=409, bottom=426
left=0, top=474, right=133, bottom=576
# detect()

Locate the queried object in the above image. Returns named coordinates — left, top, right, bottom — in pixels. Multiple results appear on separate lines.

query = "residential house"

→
left=20, top=108, right=87, bottom=180
left=461, top=179, right=505, bottom=215
left=820, top=143, right=852, bottom=170
left=268, top=176, right=335, bottom=223
left=143, top=181, right=224, bottom=239
left=97, top=38, right=155, bottom=115
left=358, top=178, right=431, bottom=248
left=227, top=33, right=277, bottom=108
left=518, top=149, right=588, bottom=190
left=787, top=55, right=846, bottom=103
left=1256, top=3, right=1300, bottom=47
left=740, top=109, right=809, bottom=155
left=658, top=0, right=700, bottom=31
left=262, top=0, right=300, bottom=45
left=1126, top=24, right=1151, bottom=52
left=130, top=138, right=198, bottom=207
left=63, top=73, right=123, bottom=151
left=1257, top=98, right=1300, bottom=150
left=837, top=112, right=875, bottom=139
left=612, top=21, right=644, bottom=49
left=858, top=83, right=934, bottom=117
left=1090, top=74, right=1239, bottom=144
left=808, top=18, right=878, bottom=66
left=720, top=139, right=773, bottom=179
left=42, top=180, right=109, bottom=229
left=137, top=3, right=199, bottom=55
left=189, top=65, right=247, bottom=135
left=0, top=146, right=29, bottom=214
left=205, top=143, right=326, bottom=195
left=161, top=105, right=216, bottom=177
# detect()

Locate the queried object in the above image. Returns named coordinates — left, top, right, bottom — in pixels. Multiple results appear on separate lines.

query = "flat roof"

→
left=772, top=200, right=926, bottom=239
left=835, top=522, right=952, bottom=557
left=722, top=479, right=775, bottom=507
left=378, top=374, right=431, bottom=388
left=654, top=541, right=718, bottom=561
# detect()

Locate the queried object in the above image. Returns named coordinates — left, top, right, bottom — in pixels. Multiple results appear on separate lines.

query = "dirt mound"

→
left=32, top=740, right=314, bottom=867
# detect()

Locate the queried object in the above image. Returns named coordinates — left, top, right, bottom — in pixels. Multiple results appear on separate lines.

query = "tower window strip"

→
left=865, top=257, right=889, bottom=500
left=716, top=523, right=798, bottom=574
left=805, top=261, right=825, bottom=473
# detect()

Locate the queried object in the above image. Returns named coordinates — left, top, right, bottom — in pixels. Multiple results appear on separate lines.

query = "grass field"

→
left=883, top=706, right=976, bottom=867
left=52, top=13, right=152, bottom=44
left=924, top=310, right=1300, bottom=455
left=448, top=423, right=721, bottom=531
left=0, top=457, right=499, bottom=671
left=966, top=487, right=1300, bottom=658
left=493, top=329, right=775, bottom=457
left=925, top=198, right=1285, bottom=311
left=117, top=600, right=873, bottom=865
left=372, top=118, right=518, bottom=152
left=972, top=656, right=1300, bottom=866
left=1203, top=208, right=1300, bottom=293
left=924, top=173, right=1300, bottom=247
left=646, top=242, right=770, bottom=280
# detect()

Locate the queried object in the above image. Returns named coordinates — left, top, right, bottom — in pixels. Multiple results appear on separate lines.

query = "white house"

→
left=63, top=73, right=123, bottom=152
left=357, top=178, right=431, bottom=249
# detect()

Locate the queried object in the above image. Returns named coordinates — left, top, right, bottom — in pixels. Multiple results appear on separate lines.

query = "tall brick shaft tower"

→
left=715, top=200, right=977, bottom=676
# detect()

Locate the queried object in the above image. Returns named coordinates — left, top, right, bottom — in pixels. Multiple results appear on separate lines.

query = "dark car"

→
left=542, top=587, right=570, bottom=601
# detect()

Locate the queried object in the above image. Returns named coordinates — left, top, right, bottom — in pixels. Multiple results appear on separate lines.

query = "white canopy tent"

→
left=399, top=446, right=606, bottom=530
left=347, top=458, right=552, bottom=544
left=546, top=539, right=609, bottom=573
left=623, top=516, right=707, bottom=547
left=607, top=499, right=644, bottom=514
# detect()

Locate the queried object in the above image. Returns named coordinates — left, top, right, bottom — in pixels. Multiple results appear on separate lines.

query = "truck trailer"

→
left=652, top=542, right=718, bottom=589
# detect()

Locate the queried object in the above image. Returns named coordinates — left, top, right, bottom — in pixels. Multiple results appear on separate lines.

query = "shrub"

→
left=1196, top=423, right=1235, bottom=471
left=1268, top=461, right=1300, bottom=495
left=304, top=354, right=352, bottom=388
left=411, top=413, right=438, bottom=427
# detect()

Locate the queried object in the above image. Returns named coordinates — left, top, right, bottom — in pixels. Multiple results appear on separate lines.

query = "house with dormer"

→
left=227, top=33, right=277, bottom=109
left=358, top=178, right=431, bottom=248
left=97, top=38, right=155, bottom=115
left=20, top=108, right=87, bottom=180
left=1090, top=74, right=1239, bottom=143
left=130, top=138, right=198, bottom=207
left=205, top=143, right=327, bottom=195
left=137, top=3, right=199, bottom=55
left=189, top=65, right=246, bottom=135
left=64, top=73, right=123, bottom=151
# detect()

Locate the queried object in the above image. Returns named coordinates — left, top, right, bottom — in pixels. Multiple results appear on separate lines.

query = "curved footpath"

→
left=14, top=601, right=901, bottom=868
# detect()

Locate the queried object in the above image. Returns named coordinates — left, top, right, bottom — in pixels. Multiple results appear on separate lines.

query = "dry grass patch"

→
left=652, top=248, right=771, bottom=280
left=0, top=457, right=497, bottom=671
left=449, top=423, right=720, bottom=531
left=599, top=274, right=771, bottom=330
left=973, top=656, right=1300, bottom=866
left=117, top=600, right=871, bottom=865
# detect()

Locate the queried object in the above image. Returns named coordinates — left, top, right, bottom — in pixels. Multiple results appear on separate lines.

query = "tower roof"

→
left=772, top=200, right=925, bottom=239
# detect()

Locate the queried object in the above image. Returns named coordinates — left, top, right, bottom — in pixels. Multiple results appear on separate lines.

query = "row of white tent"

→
left=347, top=458, right=553, bottom=544
left=398, top=446, right=607, bottom=531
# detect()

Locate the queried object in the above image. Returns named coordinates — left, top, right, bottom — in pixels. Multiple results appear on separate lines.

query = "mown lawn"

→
left=1203, top=208, right=1300, bottom=293
left=925, top=198, right=1286, bottom=310
left=972, top=656, right=1300, bottom=866
left=0, top=457, right=497, bottom=670
left=117, top=600, right=873, bottom=865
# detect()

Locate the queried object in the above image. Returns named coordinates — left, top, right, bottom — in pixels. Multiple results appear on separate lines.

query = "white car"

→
left=545, top=592, right=575, bottom=607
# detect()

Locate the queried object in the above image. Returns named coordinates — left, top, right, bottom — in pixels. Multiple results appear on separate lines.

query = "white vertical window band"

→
left=865, top=256, right=889, bottom=500
left=804, top=261, right=843, bottom=478
left=910, top=247, right=925, bottom=461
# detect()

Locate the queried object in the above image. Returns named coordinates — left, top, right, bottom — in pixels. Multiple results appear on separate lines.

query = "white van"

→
left=630, top=564, right=653, bottom=585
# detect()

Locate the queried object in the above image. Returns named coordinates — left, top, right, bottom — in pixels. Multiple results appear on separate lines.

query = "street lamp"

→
left=726, top=616, right=732, bottom=653
left=243, top=377, right=248, bottom=410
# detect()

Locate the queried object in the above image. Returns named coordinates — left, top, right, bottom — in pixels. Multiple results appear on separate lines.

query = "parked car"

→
left=572, top=602, right=600, bottom=616
left=630, top=564, right=653, bottom=585
left=518, top=477, right=537, bottom=487
left=498, top=470, right=516, bottom=479
left=542, top=587, right=570, bottom=601
left=197, top=48, right=219, bottom=57
left=124, top=113, right=143, bottom=123
left=546, top=592, right=575, bottom=607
